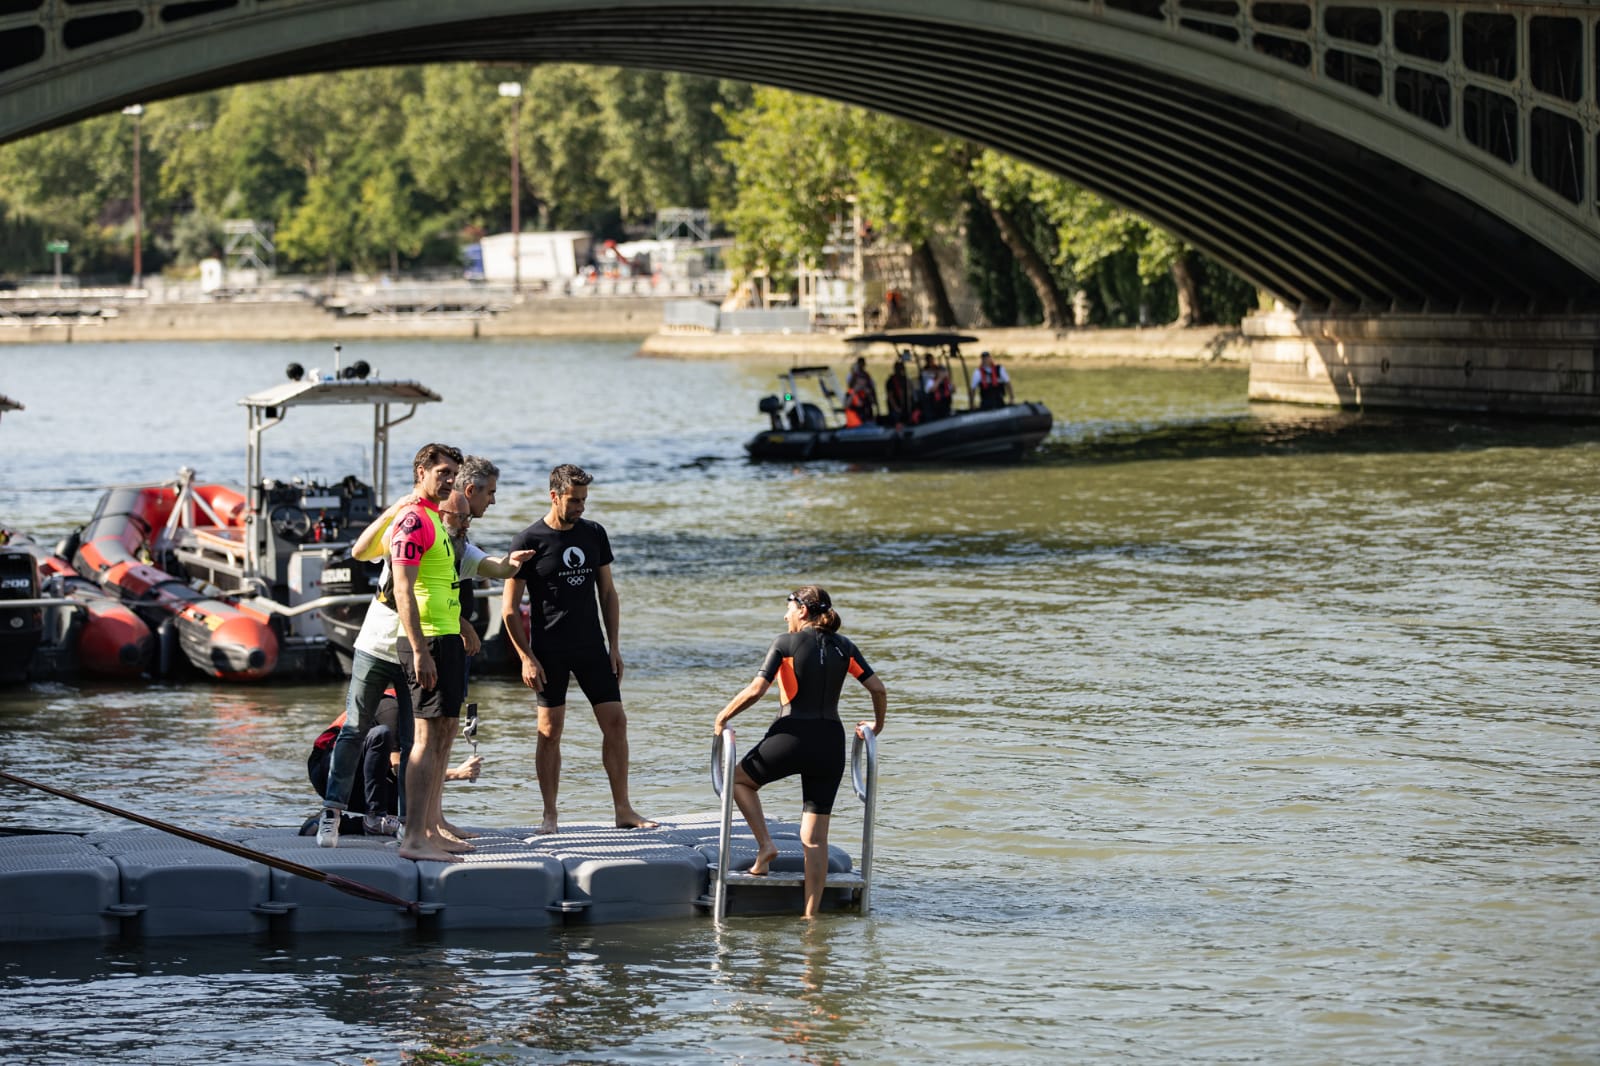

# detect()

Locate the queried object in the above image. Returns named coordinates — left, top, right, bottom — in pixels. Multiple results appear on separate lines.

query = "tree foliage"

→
left=0, top=63, right=1256, bottom=324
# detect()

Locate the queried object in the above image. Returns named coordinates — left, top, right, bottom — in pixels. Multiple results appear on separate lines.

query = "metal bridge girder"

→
left=1, top=0, right=1596, bottom=310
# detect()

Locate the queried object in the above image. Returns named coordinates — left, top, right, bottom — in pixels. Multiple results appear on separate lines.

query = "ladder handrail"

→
left=852, top=725, right=878, bottom=913
left=711, top=728, right=738, bottom=922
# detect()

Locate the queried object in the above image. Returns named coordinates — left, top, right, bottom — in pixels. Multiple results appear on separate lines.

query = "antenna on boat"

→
left=332, top=343, right=342, bottom=377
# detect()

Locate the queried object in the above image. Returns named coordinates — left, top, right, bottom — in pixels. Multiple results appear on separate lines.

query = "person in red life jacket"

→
left=883, top=359, right=912, bottom=425
left=843, top=358, right=877, bottom=428
left=303, top=691, right=483, bottom=838
left=713, top=585, right=888, bottom=919
left=970, top=351, right=1014, bottom=410
left=920, top=352, right=953, bottom=422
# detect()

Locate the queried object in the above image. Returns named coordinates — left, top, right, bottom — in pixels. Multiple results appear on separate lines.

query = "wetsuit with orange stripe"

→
left=740, top=627, right=875, bottom=815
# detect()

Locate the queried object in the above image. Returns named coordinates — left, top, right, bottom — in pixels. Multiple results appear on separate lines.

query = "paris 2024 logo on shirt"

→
left=560, top=545, right=590, bottom=586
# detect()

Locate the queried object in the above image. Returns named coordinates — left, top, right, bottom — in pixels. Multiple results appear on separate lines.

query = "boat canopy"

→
left=846, top=331, right=979, bottom=348
left=238, top=374, right=442, bottom=580
left=238, top=379, right=441, bottom=410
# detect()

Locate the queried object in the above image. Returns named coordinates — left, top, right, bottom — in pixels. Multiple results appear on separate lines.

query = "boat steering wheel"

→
left=269, top=504, right=313, bottom=543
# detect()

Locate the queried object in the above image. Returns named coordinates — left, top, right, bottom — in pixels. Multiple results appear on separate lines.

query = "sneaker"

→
left=315, top=807, right=341, bottom=848
left=363, top=814, right=402, bottom=837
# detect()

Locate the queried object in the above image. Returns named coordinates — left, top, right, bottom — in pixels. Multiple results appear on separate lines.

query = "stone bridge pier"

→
left=1244, top=312, right=1600, bottom=417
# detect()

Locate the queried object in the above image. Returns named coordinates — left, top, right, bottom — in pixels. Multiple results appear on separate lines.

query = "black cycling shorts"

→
left=395, top=633, right=467, bottom=719
left=536, top=643, right=622, bottom=708
left=740, top=717, right=847, bottom=815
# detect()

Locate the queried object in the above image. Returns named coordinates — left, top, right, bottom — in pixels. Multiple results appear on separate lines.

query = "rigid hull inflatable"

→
left=746, top=401, right=1054, bottom=461
left=0, top=535, right=153, bottom=683
left=74, top=485, right=279, bottom=681
left=744, top=333, right=1055, bottom=463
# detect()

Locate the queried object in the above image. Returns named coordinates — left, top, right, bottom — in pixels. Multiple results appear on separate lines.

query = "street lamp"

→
left=121, top=104, right=144, bottom=289
left=497, top=81, right=523, bottom=295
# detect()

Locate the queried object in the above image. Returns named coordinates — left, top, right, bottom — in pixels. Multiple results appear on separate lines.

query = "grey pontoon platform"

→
left=0, top=814, right=862, bottom=943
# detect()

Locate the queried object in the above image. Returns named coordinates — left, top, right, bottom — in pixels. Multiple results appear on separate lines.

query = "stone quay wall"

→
left=0, top=296, right=1249, bottom=364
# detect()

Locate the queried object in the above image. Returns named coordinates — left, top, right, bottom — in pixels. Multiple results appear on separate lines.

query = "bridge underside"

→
left=4, top=4, right=1599, bottom=315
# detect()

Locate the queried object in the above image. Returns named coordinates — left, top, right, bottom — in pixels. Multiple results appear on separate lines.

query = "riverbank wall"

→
left=0, top=297, right=1249, bottom=363
left=0, top=297, right=672, bottom=344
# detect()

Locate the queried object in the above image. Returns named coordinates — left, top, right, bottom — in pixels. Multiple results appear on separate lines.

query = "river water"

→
left=0, top=338, right=1596, bottom=1064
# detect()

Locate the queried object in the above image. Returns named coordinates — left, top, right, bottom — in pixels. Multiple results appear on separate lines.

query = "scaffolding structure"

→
left=654, top=208, right=710, bottom=242
left=223, top=220, right=276, bottom=275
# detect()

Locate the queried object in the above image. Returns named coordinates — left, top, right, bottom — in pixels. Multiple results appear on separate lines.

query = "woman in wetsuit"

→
left=713, top=585, right=888, bottom=918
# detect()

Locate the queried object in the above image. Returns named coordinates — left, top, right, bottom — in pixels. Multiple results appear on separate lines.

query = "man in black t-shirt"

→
left=503, top=464, right=657, bottom=835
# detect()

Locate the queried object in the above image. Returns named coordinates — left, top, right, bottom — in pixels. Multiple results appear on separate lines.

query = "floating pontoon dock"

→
left=0, top=726, right=880, bottom=941
left=0, top=815, right=862, bottom=943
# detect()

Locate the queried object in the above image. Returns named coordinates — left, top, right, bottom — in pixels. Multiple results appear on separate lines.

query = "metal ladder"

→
left=706, top=724, right=878, bottom=921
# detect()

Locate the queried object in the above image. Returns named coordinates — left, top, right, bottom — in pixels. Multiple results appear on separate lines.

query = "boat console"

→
left=262, top=475, right=379, bottom=545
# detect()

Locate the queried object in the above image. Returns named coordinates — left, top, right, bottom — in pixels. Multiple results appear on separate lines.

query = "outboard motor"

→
left=758, top=394, right=784, bottom=430
left=0, top=547, right=43, bottom=683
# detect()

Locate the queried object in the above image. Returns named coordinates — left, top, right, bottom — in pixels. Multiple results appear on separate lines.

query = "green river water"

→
left=0, top=338, right=1595, bottom=1064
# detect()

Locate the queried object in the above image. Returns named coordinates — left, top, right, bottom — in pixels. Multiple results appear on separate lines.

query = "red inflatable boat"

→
left=74, top=484, right=280, bottom=681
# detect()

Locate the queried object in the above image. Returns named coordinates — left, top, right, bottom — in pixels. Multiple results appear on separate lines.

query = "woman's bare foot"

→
left=441, top=819, right=479, bottom=840
left=533, top=815, right=559, bottom=836
left=614, top=808, right=660, bottom=830
left=746, top=843, right=780, bottom=876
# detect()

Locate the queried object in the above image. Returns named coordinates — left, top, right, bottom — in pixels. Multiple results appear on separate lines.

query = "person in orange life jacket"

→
left=303, top=691, right=483, bottom=837
left=883, top=359, right=912, bottom=425
left=970, top=351, right=1014, bottom=410
left=843, top=358, right=877, bottom=428
left=713, top=585, right=888, bottom=919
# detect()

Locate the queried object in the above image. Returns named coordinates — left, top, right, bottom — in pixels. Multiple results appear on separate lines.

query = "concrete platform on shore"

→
left=640, top=325, right=1248, bottom=362
left=0, top=814, right=859, bottom=942
left=0, top=297, right=673, bottom=343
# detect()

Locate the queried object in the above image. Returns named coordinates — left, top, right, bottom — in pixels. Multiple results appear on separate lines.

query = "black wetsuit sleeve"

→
left=757, top=635, right=788, bottom=681
left=838, top=635, right=875, bottom=682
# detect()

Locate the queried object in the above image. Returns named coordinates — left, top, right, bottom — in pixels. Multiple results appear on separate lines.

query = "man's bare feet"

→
left=533, top=815, right=559, bottom=836
left=615, top=809, right=660, bottom=830
left=746, top=843, right=780, bottom=876
left=438, top=830, right=475, bottom=854
left=398, top=839, right=458, bottom=863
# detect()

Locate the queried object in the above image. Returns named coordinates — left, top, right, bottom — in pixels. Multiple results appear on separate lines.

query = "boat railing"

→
left=235, top=590, right=372, bottom=619
left=707, top=723, right=878, bottom=921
